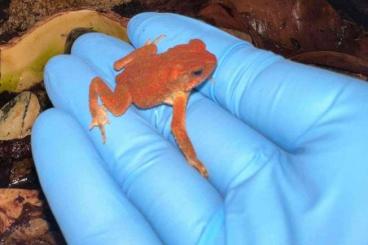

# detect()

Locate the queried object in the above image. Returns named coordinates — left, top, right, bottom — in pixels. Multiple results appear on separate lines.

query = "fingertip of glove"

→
left=71, top=32, right=130, bottom=55
left=128, top=12, right=159, bottom=40
left=128, top=12, right=195, bottom=47
left=44, top=54, right=80, bottom=83
left=44, top=54, right=71, bottom=74
left=32, top=109, right=51, bottom=148
left=31, top=109, right=79, bottom=154
left=31, top=109, right=85, bottom=180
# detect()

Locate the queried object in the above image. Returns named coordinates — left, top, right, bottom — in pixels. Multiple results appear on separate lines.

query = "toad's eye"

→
left=192, top=69, right=203, bottom=76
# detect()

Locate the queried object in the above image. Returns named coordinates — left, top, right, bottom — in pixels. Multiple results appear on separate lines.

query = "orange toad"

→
left=89, top=37, right=217, bottom=177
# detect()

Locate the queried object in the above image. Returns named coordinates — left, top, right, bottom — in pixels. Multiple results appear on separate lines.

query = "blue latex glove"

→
left=32, top=12, right=368, bottom=245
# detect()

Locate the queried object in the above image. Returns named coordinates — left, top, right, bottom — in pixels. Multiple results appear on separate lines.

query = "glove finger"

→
left=127, top=12, right=365, bottom=151
left=127, top=13, right=368, bottom=244
left=44, top=53, right=224, bottom=245
left=71, top=33, right=280, bottom=195
left=32, top=109, right=161, bottom=245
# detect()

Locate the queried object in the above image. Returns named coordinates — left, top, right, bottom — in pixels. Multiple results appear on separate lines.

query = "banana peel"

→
left=0, top=9, right=129, bottom=93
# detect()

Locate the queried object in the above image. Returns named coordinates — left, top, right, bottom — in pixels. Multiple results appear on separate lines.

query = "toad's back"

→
left=116, top=54, right=183, bottom=108
left=114, top=41, right=217, bottom=108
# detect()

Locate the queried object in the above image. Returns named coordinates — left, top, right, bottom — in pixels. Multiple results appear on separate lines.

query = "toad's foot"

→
left=144, top=34, right=166, bottom=46
left=89, top=105, right=110, bottom=143
left=189, top=158, right=208, bottom=178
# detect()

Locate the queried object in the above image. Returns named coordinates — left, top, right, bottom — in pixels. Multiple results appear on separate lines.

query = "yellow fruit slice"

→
left=0, top=9, right=128, bottom=92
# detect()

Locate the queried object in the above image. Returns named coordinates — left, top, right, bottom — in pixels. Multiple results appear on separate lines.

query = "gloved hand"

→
left=32, top=12, right=368, bottom=245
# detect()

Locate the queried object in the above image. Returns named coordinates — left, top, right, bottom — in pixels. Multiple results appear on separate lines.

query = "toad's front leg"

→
left=113, top=35, right=163, bottom=71
left=89, top=77, right=132, bottom=143
left=171, top=91, right=208, bottom=178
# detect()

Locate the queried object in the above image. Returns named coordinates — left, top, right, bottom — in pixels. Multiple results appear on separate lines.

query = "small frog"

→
left=89, top=37, right=217, bottom=177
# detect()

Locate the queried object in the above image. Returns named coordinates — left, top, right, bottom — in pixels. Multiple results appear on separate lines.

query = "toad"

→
left=89, top=37, right=217, bottom=177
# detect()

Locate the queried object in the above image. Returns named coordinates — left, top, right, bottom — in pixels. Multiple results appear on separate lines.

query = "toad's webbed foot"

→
left=188, top=158, right=208, bottom=178
left=89, top=105, right=109, bottom=143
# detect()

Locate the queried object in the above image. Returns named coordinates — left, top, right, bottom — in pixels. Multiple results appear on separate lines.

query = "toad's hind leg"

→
left=89, top=76, right=132, bottom=143
left=171, top=91, right=208, bottom=178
